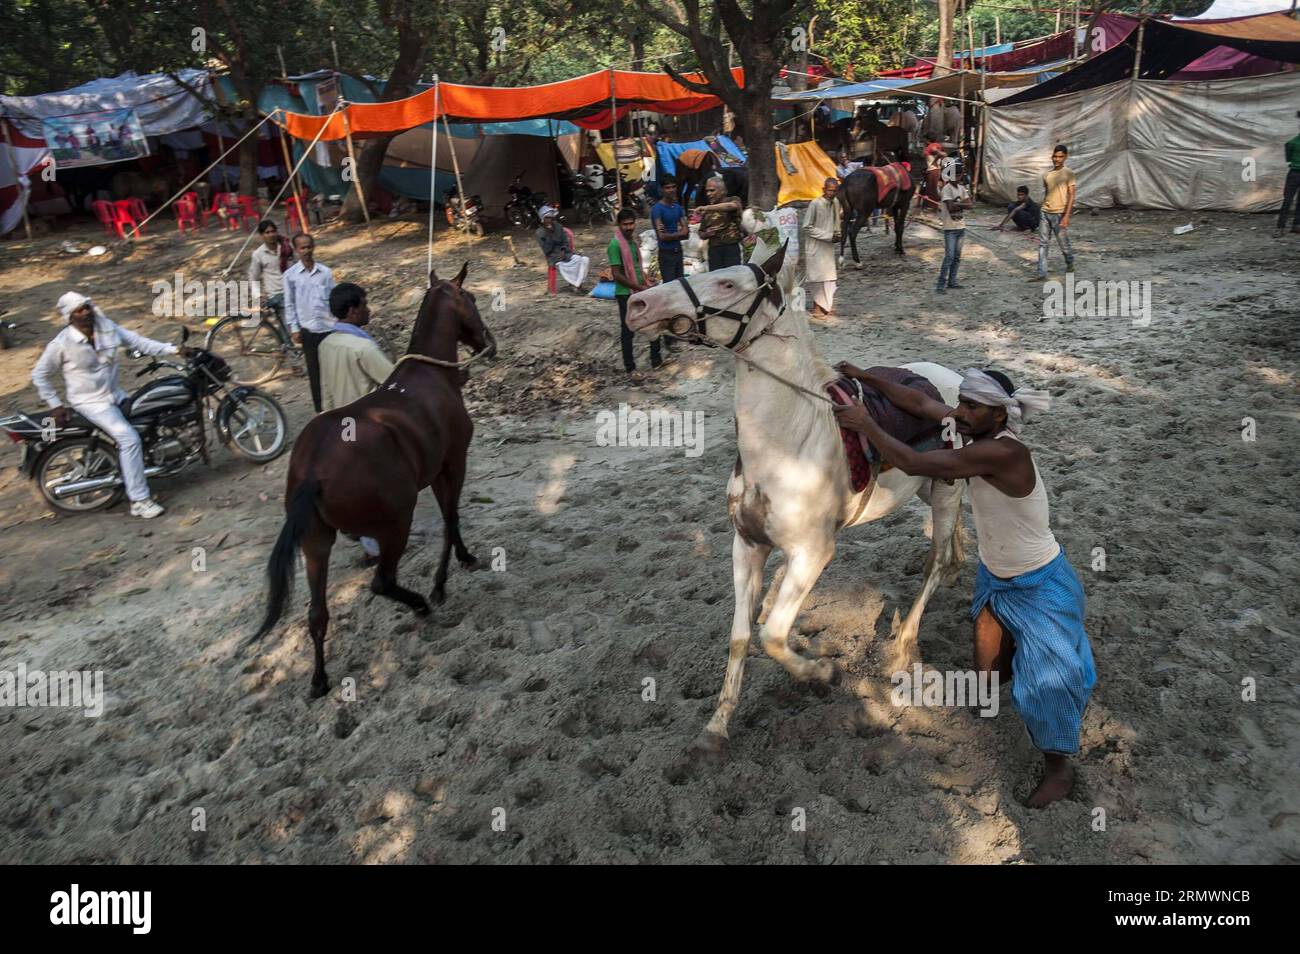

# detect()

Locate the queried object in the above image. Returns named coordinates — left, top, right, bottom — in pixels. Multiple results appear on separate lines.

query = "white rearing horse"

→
left=625, top=244, right=967, bottom=754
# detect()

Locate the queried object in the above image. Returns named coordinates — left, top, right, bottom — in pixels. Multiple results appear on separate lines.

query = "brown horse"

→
left=250, top=265, right=495, bottom=697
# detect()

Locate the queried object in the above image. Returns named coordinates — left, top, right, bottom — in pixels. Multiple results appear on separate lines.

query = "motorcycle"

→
left=570, top=171, right=616, bottom=225
left=0, top=329, right=289, bottom=515
left=504, top=171, right=548, bottom=229
left=444, top=185, right=485, bottom=237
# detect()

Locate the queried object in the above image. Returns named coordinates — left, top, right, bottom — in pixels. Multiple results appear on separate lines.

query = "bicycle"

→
left=203, top=301, right=303, bottom=386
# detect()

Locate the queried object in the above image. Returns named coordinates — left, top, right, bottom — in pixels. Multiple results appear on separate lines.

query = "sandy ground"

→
left=0, top=203, right=1297, bottom=864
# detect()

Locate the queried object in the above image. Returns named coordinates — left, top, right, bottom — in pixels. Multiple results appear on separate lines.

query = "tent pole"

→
left=1, top=117, right=33, bottom=240
left=340, top=100, right=373, bottom=232
left=275, top=111, right=309, bottom=236
left=974, top=31, right=988, bottom=200
left=441, top=111, right=468, bottom=246
left=1131, top=18, right=1146, bottom=87
left=222, top=104, right=342, bottom=276
left=428, top=77, right=439, bottom=283
left=610, top=66, right=622, bottom=210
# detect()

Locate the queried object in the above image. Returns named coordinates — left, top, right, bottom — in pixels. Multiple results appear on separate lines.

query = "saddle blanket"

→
left=826, top=366, right=944, bottom=494
left=869, top=162, right=914, bottom=206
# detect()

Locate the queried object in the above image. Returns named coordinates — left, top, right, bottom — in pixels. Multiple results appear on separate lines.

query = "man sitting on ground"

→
left=832, top=363, right=1095, bottom=808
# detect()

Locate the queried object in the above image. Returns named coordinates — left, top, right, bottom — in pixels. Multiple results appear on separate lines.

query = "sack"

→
left=589, top=281, right=618, bottom=300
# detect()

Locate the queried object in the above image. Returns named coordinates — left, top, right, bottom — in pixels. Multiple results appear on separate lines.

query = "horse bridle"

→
left=666, top=263, right=785, bottom=351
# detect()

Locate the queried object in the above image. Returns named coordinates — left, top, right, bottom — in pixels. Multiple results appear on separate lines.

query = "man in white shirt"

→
left=248, top=219, right=289, bottom=326
left=282, top=232, right=335, bottom=412
left=935, top=157, right=973, bottom=294
left=31, top=292, right=182, bottom=518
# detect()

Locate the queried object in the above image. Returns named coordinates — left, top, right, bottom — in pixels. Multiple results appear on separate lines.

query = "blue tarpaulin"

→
left=655, top=135, right=745, bottom=176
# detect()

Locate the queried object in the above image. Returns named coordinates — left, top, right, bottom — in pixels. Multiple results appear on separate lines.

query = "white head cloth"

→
left=538, top=205, right=557, bottom=221
left=57, top=291, right=106, bottom=323
left=958, top=368, right=1052, bottom=435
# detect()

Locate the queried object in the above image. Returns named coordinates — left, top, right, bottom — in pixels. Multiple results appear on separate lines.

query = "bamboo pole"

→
left=974, top=31, right=988, bottom=199
left=275, top=113, right=310, bottom=236
left=221, top=103, right=342, bottom=276
left=1, top=117, right=33, bottom=240
left=441, top=111, right=467, bottom=243
left=427, top=77, right=439, bottom=282
left=339, top=99, right=372, bottom=232
left=610, top=66, right=622, bottom=209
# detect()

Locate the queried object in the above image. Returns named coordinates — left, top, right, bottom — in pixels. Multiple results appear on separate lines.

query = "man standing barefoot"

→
left=833, top=363, right=1096, bottom=807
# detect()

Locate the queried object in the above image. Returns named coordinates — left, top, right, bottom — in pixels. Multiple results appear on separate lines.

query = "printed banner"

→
left=41, top=108, right=149, bottom=168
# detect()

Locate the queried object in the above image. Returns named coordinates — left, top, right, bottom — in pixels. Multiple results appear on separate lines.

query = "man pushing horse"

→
left=832, top=365, right=1096, bottom=808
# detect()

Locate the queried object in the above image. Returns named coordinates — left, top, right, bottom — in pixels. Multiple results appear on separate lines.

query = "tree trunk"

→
left=936, top=0, right=955, bottom=75
left=342, top=25, right=425, bottom=223
left=740, top=87, right=778, bottom=209
left=237, top=105, right=259, bottom=195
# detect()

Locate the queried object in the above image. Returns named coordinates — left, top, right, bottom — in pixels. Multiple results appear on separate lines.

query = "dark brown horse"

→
left=837, top=153, right=918, bottom=260
left=250, top=265, right=496, bottom=697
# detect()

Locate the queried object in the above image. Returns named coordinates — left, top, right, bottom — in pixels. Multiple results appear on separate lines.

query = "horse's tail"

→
left=248, top=477, right=320, bottom=644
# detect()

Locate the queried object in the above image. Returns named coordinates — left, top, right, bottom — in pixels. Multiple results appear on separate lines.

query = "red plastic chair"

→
left=174, top=195, right=200, bottom=234
left=90, top=200, right=139, bottom=239
left=125, top=197, right=148, bottom=221
left=202, top=191, right=240, bottom=229
left=234, top=195, right=261, bottom=231
left=113, top=200, right=143, bottom=236
left=547, top=228, right=578, bottom=294
left=283, top=195, right=305, bottom=234
left=90, top=200, right=118, bottom=237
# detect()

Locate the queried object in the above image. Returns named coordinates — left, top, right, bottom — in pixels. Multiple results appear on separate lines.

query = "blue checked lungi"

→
left=970, top=550, right=1096, bottom=754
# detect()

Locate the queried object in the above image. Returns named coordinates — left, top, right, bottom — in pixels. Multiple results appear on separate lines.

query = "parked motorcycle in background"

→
left=504, top=171, right=548, bottom=229
left=444, top=185, right=485, bottom=237
left=1, top=328, right=288, bottom=514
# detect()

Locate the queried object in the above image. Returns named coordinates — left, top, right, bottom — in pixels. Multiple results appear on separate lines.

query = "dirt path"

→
left=0, top=207, right=1296, bottom=863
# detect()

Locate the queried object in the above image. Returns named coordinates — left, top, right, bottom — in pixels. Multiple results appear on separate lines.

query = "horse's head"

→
left=412, top=263, right=496, bottom=362
left=625, top=242, right=789, bottom=348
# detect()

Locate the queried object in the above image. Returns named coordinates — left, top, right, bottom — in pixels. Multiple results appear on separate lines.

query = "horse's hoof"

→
left=414, top=597, right=433, bottom=616
left=428, top=589, right=445, bottom=607
left=309, top=680, right=330, bottom=700
left=458, top=554, right=480, bottom=570
left=689, top=729, right=729, bottom=762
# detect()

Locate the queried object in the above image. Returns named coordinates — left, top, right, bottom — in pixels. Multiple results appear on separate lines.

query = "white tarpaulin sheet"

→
left=0, top=69, right=214, bottom=140
left=984, top=71, right=1300, bottom=212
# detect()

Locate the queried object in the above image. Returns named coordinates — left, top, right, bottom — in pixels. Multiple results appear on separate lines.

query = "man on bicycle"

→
left=249, top=219, right=291, bottom=328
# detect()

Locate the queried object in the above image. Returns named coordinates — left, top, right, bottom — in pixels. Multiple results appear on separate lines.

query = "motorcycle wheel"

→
left=205, top=314, right=287, bottom=386
left=471, top=220, right=485, bottom=237
left=34, top=437, right=124, bottom=514
left=224, top=391, right=288, bottom=463
left=506, top=205, right=527, bottom=228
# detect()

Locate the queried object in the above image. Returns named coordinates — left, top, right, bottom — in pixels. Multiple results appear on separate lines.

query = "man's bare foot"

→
left=1027, top=753, right=1074, bottom=808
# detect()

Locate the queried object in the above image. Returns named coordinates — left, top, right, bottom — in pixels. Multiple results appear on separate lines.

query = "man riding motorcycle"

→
left=30, top=291, right=186, bottom=518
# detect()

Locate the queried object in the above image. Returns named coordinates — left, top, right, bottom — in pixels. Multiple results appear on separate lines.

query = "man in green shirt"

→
left=608, top=207, right=661, bottom=373
left=1277, top=111, right=1300, bottom=237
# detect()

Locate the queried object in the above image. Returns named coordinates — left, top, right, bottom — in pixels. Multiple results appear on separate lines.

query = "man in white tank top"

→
left=834, top=365, right=1096, bottom=808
